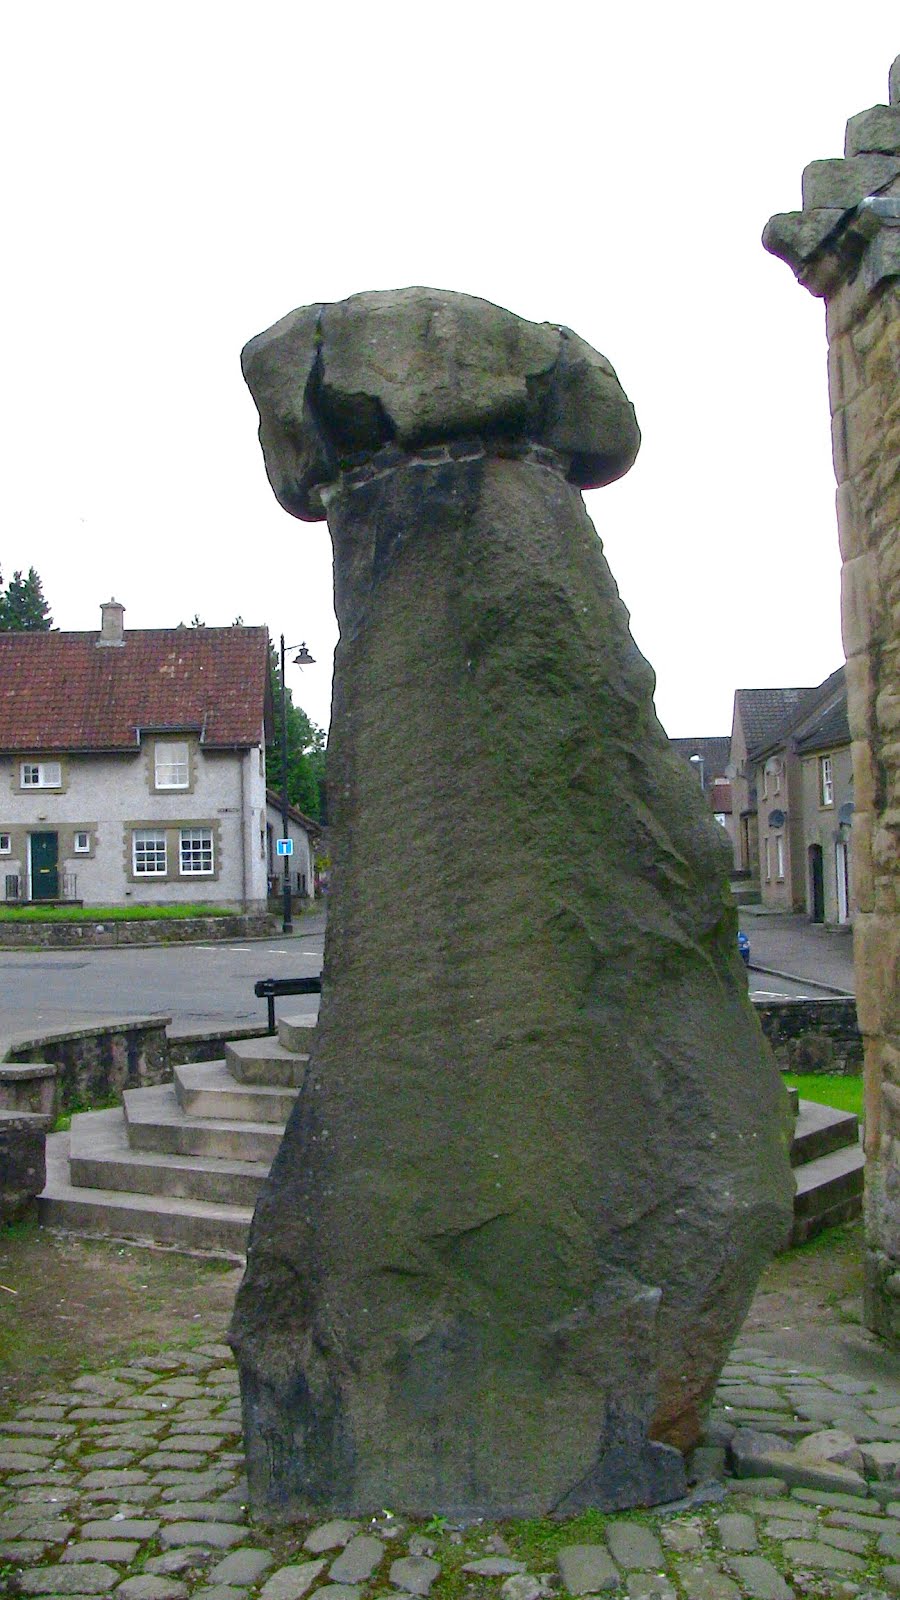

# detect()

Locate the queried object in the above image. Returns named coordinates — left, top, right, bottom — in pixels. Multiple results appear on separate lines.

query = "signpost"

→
left=279, top=634, right=315, bottom=934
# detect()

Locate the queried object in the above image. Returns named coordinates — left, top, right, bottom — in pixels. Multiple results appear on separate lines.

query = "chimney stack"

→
left=98, top=598, right=125, bottom=646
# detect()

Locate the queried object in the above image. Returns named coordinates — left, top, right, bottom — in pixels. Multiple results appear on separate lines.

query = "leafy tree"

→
left=267, top=646, right=327, bottom=822
left=0, top=566, right=53, bottom=630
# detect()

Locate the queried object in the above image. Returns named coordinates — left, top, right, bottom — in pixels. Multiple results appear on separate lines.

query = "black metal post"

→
left=280, top=633, right=293, bottom=935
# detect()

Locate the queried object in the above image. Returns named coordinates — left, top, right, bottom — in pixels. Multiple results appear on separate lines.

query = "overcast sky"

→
left=2, top=5, right=897, bottom=736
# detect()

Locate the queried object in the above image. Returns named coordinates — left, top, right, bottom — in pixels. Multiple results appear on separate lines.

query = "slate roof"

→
left=747, top=667, right=848, bottom=760
left=0, top=626, right=271, bottom=753
left=265, top=788, right=322, bottom=837
left=792, top=667, right=849, bottom=755
left=670, top=736, right=732, bottom=786
left=738, top=688, right=813, bottom=758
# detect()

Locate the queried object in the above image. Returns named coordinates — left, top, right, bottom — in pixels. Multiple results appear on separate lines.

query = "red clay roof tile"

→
left=0, top=626, right=269, bottom=752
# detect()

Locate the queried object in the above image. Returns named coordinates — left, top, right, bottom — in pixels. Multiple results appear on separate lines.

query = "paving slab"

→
left=556, top=1545, right=620, bottom=1594
left=605, top=1522, right=664, bottom=1568
left=258, top=1559, right=328, bottom=1599
left=724, top=1556, right=792, bottom=1600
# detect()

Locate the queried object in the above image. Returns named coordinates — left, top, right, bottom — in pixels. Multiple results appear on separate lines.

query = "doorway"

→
left=836, top=837, right=850, bottom=924
left=30, top=832, right=59, bottom=900
left=809, top=844, right=825, bottom=923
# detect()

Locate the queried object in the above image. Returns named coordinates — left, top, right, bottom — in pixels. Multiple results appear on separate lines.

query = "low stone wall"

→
left=0, top=912, right=279, bottom=949
left=4, top=1017, right=172, bottom=1115
left=167, top=1024, right=271, bottom=1067
left=0, top=1112, right=48, bottom=1221
left=752, top=996, right=862, bottom=1075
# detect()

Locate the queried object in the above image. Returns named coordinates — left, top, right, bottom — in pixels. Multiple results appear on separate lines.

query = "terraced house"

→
left=0, top=601, right=274, bottom=910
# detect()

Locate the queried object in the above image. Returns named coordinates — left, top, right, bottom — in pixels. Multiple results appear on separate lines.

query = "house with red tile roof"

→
left=0, top=601, right=277, bottom=909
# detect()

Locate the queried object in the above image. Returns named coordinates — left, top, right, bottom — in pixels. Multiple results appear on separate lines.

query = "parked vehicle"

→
left=737, top=929, right=750, bottom=966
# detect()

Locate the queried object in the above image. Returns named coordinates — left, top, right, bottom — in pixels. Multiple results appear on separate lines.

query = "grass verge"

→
left=784, top=1071, right=863, bottom=1117
left=0, top=903, right=232, bottom=922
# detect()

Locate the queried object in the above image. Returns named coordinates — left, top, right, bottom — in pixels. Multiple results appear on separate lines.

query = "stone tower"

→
left=764, top=57, right=900, bottom=1344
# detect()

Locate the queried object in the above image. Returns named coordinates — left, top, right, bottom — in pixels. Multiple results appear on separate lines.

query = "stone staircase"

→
left=38, top=1015, right=314, bottom=1257
left=788, top=1085, right=865, bottom=1244
left=39, top=1032, right=864, bottom=1256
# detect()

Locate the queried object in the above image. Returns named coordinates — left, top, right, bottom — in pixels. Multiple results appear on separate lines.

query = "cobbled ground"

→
left=1, top=1339, right=898, bottom=1600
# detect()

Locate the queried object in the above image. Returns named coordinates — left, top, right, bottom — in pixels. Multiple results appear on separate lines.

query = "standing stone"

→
left=230, top=287, right=794, bottom=1520
left=764, top=57, right=900, bottom=1347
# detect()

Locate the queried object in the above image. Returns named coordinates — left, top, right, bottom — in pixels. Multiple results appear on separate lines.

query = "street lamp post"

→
left=279, top=634, right=314, bottom=935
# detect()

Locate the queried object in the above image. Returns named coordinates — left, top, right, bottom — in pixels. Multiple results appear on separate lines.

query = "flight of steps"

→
left=39, top=1035, right=864, bottom=1256
left=788, top=1084, right=865, bottom=1244
left=38, top=1015, right=314, bottom=1257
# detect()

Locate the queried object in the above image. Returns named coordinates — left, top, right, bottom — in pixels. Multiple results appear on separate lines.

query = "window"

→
left=773, top=763, right=781, bottom=795
left=74, top=831, right=90, bottom=854
left=775, top=836, right=785, bottom=881
left=820, top=755, right=834, bottom=807
left=21, top=761, right=61, bottom=788
left=764, top=837, right=771, bottom=882
left=154, top=741, right=189, bottom=789
left=133, top=829, right=167, bottom=875
left=761, top=768, right=768, bottom=800
left=0, top=833, right=10, bottom=855
left=180, top=827, right=213, bottom=875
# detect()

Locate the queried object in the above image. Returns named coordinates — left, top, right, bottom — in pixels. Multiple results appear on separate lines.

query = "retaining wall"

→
left=752, top=996, right=862, bottom=1076
left=0, top=912, right=278, bottom=949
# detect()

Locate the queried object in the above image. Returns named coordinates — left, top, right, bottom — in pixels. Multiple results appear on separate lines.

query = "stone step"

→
left=225, top=1035, right=309, bottom=1086
left=39, top=1131, right=252, bottom=1257
left=174, top=1059, right=297, bottom=1123
left=68, top=1106, right=270, bottom=1205
left=791, top=1136, right=865, bottom=1245
left=791, top=1098, right=859, bottom=1167
left=123, top=1084, right=284, bottom=1162
left=277, top=1013, right=317, bottom=1054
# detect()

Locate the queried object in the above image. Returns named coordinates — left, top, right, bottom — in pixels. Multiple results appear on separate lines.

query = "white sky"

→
left=2, top=4, right=897, bottom=737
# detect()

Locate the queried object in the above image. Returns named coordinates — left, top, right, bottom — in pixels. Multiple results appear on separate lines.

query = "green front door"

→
left=31, top=832, right=59, bottom=900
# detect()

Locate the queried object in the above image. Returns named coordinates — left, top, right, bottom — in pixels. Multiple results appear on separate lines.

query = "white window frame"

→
left=21, top=760, right=62, bottom=789
left=179, top=827, right=214, bottom=876
left=0, top=833, right=10, bottom=855
left=775, top=835, right=785, bottom=881
left=773, top=763, right=781, bottom=795
left=764, top=837, right=771, bottom=883
left=820, top=755, right=834, bottom=808
left=154, top=741, right=190, bottom=790
left=133, top=829, right=167, bottom=876
left=73, top=830, right=90, bottom=855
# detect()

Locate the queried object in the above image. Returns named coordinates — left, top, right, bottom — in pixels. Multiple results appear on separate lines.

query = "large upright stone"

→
left=230, top=287, right=794, bottom=1521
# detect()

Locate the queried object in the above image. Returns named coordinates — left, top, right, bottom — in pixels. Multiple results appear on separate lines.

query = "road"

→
left=0, top=908, right=853, bottom=1040
left=0, top=914, right=326, bottom=1040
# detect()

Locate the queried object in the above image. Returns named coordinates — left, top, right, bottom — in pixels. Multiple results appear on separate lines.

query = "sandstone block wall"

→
left=764, top=59, right=900, bottom=1342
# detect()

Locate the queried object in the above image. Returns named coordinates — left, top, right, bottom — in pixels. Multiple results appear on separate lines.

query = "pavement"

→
left=0, top=1334, right=898, bottom=1599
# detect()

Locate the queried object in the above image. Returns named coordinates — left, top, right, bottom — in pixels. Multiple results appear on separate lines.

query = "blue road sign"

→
left=276, top=838, right=294, bottom=857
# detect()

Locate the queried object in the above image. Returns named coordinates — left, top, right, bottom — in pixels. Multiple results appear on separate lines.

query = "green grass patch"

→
left=784, top=1072, right=863, bottom=1117
left=0, top=902, right=232, bottom=923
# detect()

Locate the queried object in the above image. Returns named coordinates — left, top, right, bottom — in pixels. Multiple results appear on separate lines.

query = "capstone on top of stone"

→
left=241, top=286, right=641, bottom=519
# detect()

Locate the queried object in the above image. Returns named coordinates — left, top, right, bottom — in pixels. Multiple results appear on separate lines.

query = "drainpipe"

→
left=239, top=752, right=248, bottom=911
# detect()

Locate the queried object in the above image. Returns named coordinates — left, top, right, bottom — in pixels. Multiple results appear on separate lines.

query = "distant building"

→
left=264, top=790, right=320, bottom=906
left=729, top=688, right=812, bottom=880
left=0, top=601, right=273, bottom=910
left=750, top=668, right=851, bottom=922
left=670, top=736, right=734, bottom=852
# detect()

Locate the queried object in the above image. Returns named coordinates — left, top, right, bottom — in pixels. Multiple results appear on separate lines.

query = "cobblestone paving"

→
left=1, top=1339, right=898, bottom=1599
